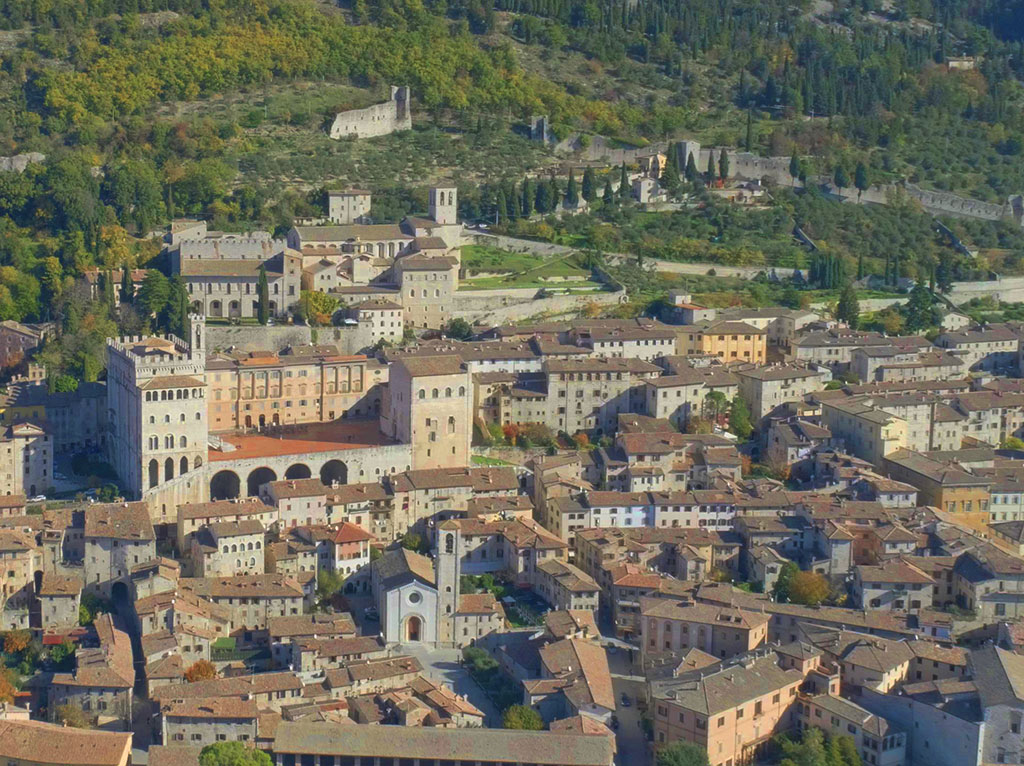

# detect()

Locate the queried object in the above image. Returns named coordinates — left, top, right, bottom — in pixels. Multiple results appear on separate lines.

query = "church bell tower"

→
left=436, top=520, right=462, bottom=648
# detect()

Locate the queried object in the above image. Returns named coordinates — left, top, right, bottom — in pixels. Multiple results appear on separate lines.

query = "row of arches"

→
left=194, top=300, right=278, bottom=318
left=145, top=388, right=200, bottom=402
left=210, top=460, right=348, bottom=499
left=222, top=541, right=262, bottom=553
left=148, top=435, right=189, bottom=450
left=417, top=386, right=466, bottom=399
left=148, top=455, right=202, bottom=489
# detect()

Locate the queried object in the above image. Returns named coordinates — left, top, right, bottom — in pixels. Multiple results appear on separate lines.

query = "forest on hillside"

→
left=0, top=0, right=1021, bottom=383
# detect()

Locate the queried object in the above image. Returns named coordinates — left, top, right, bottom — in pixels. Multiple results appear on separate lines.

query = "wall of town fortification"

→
left=207, top=324, right=313, bottom=353
left=329, top=86, right=412, bottom=140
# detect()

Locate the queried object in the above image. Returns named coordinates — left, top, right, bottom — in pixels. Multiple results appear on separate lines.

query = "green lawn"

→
left=460, top=246, right=603, bottom=291
left=471, top=454, right=513, bottom=466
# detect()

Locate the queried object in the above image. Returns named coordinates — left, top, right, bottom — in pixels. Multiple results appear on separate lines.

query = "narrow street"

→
left=607, top=647, right=651, bottom=766
left=111, top=586, right=152, bottom=764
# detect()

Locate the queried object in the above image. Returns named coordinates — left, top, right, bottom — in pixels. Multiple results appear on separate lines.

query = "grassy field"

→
left=459, top=245, right=604, bottom=291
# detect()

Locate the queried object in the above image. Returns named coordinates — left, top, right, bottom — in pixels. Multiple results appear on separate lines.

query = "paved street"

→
left=607, top=647, right=650, bottom=766
left=394, top=642, right=503, bottom=728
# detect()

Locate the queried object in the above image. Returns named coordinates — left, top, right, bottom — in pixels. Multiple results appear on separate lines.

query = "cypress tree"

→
left=535, top=181, right=551, bottom=213
left=685, top=153, right=699, bottom=184
left=745, top=109, right=753, bottom=151
left=706, top=150, right=717, bottom=186
left=102, top=271, right=116, bottom=313
left=718, top=150, right=730, bottom=181
left=548, top=174, right=560, bottom=210
left=565, top=169, right=579, bottom=206
left=582, top=167, right=596, bottom=202
left=521, top=177, right=534, bottom=217
left=120, top=267, right=134, bottom=306
left=257, top=265, right=270, bottom=326
left=602, top=177, right=614, bottom=205
left=496, top=189, right=508, bottom=224
left=619, top=163, right=629, bottom=201
left=789, top=154, right=800, bottom=186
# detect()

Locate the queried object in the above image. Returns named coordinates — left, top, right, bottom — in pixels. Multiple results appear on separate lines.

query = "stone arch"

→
left=246, top=466, right=277, bottom=497
left=209, top=300, right=223, bottom=317
left=211, top=470, right=241, bottom=500
left=180, top=456, right=189, bottom=476
left=404, top=614, right=422, bottom=642
left=319, top=460, right=348, bottom=486
left=285, top=463, right=312, bottom=480
left=148, top=459, right=159, bottom=489
left=164, top=457, right=175, bottom=481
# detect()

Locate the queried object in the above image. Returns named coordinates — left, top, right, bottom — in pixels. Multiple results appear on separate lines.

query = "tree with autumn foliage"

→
left=789, top=571, right=830, bottom=606
left=572, top=432, right=590, bottom=449
left=185, top=660, right=218, bottom=682
left=3, top=630, right=30, bottom=655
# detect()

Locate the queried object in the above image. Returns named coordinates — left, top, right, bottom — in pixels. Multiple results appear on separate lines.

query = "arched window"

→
left=445, top=534, right=454, bottom=554
left=459, top=386, right=466, bottom=396
left=180, top=456, right=189, bottom=476
left=149, top=415, right=155, bottom=424
left=164, top=457, right=174, bottom=481
left=222, top=545, right=229, bottom=553
left=148, top=459, right=158, bottom=489
left=448, top=416, right=456, bottom=434
left=445, top=387, right=452, bottom=397
left=194, top=456, right=203, bottom=469
left=164, top=414, right=171, bottom=424
left=255, top=541, right=261, bottom=550
left=418, top=389, right=425, bottom=400
left=250, top=557, right=256, bottom=567
left=179, top=436, right=187, bottom=448
left=432, top=388, right=439, bottom=398
left=165, top=435, right=174, bottom=449
left=236, top=559, right=241, bottom=568
left=231, top=544, right=238, bottom=553
left=247, top=542, right=254, bottom=551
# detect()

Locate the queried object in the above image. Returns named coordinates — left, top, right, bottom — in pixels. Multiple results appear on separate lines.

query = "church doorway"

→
left=405, top=615, right=422, bottom=642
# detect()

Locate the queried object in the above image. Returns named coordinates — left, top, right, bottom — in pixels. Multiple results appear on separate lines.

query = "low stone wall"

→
left=454, top=288, right=625, bottom=325
left=207, top=324, right=313, bottom=353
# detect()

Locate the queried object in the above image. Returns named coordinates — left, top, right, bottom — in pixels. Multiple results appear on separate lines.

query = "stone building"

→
left=370, top=524, right=504, bottom=648
left=383, top=356, right=473, bottom=471
left=181, top=249, right=302, bottom=320
left=0, top=421, right=52, bottom=497
left=328, top=189, right=372, bottom=224
left=648, top=649, right=809, bottom=765
left=640, top=599, right=770, bottom=662
left=0, top=527, right=39, bottom=629
left=42, top=614, right=135, bottom=725
left=329, top=85, right=412, bottom=140
left=0, top=320, right=52, bottom=373
left=205, top=345, right=387, bottom=432
left=106, top=315, right=209, bottom=530
left=38, top=573, right=82, bottom=630
left=83, top=501, right=156, bottom=598
left=734, top=364, right=831, bottom=421
left=178, top=574, right=306, bottom=634
left=189, top=519, right=266, bottom=577
left=161, top=697, right=258, bottom=749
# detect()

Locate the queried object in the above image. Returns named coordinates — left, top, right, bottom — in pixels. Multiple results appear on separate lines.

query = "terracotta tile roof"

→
left=164, top=696, right=259, bottom=719
left=396, top=355, right=466, bottom=377
left=539, top=638, right=615, bottom=710
left=0, top=720, right=131, bottom=766
left=84, top=502, right=154, bottom=540
left=210, top=420, right=398, bottom=462
left=139, top=375, right=206, bottom=390
left=38, top=572, right=82, bottom=596
left=273, top=720, right=615, bottom=765
left=180, top=574, right=304, bottom=600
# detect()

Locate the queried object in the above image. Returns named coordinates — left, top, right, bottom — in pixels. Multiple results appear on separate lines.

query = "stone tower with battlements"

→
left=436, top=520, right=462, bottom=648
left=106, top=314, right=209, bottom=532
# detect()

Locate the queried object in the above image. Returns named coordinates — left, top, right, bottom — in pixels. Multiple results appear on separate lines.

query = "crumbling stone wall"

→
left=329, top=86, right=412, bottom=140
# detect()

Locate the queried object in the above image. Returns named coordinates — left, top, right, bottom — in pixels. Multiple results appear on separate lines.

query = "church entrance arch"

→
left=405, top=615, right=422, bottom=642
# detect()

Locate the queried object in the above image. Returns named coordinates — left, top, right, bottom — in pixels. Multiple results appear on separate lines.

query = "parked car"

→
left=29, top=495, right=46, bottom=503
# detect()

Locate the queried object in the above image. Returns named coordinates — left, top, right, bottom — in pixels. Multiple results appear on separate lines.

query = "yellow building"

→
left=676, top=321, right=766, bottom=364
left=882, top=448, right=991, bottom=522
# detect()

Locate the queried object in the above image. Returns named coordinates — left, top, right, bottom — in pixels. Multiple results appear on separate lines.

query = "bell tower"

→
left=429, top=187, right=457, bottom=226
left=436, top=520, right=462, bottom=648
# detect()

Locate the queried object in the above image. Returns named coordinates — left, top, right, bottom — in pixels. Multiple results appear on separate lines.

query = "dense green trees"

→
left=654, top=742, right=710, bottom=766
